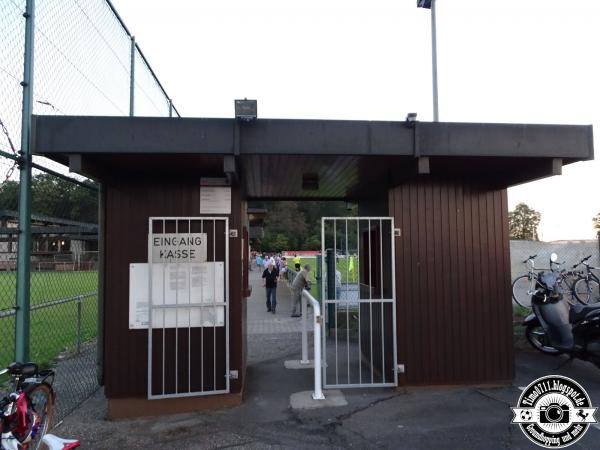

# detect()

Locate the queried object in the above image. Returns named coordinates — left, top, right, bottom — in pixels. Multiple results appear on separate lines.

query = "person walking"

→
left=256, top=253, right=263, bottom=269
left=292, top=253, right=301, bottom=271
left=262, top=261, right=279, bottom=314
left=290, top=264, right=311, bottom=317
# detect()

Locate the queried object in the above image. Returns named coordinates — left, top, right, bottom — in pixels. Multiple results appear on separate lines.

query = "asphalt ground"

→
left=53, top=273, right=600, bottom=449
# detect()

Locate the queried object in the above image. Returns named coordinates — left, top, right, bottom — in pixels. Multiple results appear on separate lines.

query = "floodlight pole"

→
left=129, top=35, right=135, bottom=116
left=15, top=0, right=36, bottom=363
left=430, top=0, right=439, bottom=122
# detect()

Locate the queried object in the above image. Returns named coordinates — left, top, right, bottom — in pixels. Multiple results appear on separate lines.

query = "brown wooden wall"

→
left=389, top=178, right=514, bottom=386
left=102, top=176, right=245, bottom=398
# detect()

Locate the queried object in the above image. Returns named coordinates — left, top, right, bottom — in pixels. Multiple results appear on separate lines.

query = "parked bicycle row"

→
left=512, top=253, right=600, bottom=308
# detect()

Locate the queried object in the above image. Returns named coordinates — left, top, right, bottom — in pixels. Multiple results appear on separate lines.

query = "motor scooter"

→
left=524, top=253, right=600, bottom=367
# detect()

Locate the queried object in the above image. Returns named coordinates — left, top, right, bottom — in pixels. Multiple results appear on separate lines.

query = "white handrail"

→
left=302, top=289, right=325, bottom=400
left=301, top=292, right=309, bottom=364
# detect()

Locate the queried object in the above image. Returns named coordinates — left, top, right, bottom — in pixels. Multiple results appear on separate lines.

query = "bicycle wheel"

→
left=557, top=275, right=578, bottom=306
left=28, top=383, right=54, bottom=449
left=573, top=278, right=600, bottom=304
left=512, top=274, right=536, bottom=308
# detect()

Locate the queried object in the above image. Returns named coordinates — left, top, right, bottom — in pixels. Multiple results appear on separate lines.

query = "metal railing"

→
left=301, top=290, right=324, bottom=401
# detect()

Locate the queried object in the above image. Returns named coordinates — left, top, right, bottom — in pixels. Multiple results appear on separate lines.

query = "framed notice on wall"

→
left=128, top=262, right=225, bottom=329
left=200, top=178, right=231, bottom=214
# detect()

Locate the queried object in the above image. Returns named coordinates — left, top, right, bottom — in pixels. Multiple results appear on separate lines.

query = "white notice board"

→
left=200, top=186, right=231, bottom=214
left=129, top=262, right=225, bottom=329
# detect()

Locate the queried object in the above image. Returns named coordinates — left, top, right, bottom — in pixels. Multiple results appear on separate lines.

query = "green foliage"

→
left=0, top=173, right=97, bottom=223
left=594, top=212, right=600, bottom=238
left=271, top=234, right=289, bottom=252
left=303, top=235, right=321, bottom=250
left=258, top=201, right=356, bottom=252
left=0, top=180, right=19, bottom=210
left=509, top=202, right=541, bottom=241
left=262, top=202, right=307, bottom=251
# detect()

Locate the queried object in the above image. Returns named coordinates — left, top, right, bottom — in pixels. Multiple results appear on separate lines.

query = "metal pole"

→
left=431, top=0, right=439, bottom=122
left=129, top=35, right=135, bottom=116
left=169, top=99, right=173, bottom=118
left=15, top=0, right=35, bottom=363
left=301, top=293, right=308, bottom=364
left=303, top=290, right=324, bottom=400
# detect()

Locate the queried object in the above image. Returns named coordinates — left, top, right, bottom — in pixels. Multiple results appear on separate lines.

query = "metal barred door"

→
left=321, top=217, right=397, bottom=388
left=147, top=217, right=229, bottom=399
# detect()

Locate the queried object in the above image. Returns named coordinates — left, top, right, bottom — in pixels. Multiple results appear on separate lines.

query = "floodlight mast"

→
left=418, top=0, right=439, bottom=122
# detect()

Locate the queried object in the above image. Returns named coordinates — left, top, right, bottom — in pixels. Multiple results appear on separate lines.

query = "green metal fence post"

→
left=129, top=35, right=135, bottom=116
left=15, top=0, right=36, bottom=364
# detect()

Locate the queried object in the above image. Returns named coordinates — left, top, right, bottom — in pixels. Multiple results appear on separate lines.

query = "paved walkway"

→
left=246, top=269, right=314, bottom=335
left=246, top=269, right=315, bottom=365
left=53, top=270, right=600, bottom=448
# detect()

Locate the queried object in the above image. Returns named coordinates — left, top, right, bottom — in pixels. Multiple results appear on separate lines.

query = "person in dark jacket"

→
left=262, top=261, right=279, bottom=314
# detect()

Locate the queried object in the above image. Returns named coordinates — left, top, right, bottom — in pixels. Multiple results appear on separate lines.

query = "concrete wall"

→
left=510, top=239, right=600, bottom=279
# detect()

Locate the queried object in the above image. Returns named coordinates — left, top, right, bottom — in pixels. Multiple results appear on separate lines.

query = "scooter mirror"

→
left=550, top=252, right=558, bottom=262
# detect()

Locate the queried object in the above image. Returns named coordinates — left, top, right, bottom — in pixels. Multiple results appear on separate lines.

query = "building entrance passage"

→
left=321, top=217, right=397, bottom=388
left=147, top=217, right=229, bottom=399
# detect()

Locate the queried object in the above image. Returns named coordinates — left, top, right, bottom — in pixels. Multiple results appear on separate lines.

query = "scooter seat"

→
left=570, top=303, right=600, bottom=323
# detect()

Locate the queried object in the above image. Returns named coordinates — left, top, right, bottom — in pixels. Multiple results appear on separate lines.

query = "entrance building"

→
left=31, top=115, right=593, bottom=417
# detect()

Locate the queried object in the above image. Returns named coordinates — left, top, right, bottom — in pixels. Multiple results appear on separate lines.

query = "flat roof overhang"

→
left=31, top=115, right=594, bottom=199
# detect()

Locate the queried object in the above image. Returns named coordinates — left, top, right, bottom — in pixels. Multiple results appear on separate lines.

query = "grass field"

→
left=0, top=271, right=98, bottom=369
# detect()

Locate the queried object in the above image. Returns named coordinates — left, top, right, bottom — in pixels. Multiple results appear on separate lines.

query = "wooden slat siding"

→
left=424, top=181, right=437, bottom=381
left=436, top=181, right=451, bottom=380
left=408, top=184, right=421, bottom=380
left=501, top=190, right=515, bottom=379
left=103, top=178, right=244, bottom=399
left=390, top=179, right=513, bottom=385
left=446, top=181, right=459, bottom=381
left=463, top=183, right=477, bottom=381
left=489, top=192, right=501, bottom=379
left=455, top=182, right=468, bottom=382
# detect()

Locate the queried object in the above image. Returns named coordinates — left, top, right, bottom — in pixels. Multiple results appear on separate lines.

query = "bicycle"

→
left=0, top=362, right=55, bottom=450
left=572, top=255, right=600, bottom=304
left=512, top=254, right=578, bottom=308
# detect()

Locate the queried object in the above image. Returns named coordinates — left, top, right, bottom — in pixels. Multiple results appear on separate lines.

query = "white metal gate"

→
left=321, top=217, right=397, bottom=388
left=147, top=217, right=229, bottom=399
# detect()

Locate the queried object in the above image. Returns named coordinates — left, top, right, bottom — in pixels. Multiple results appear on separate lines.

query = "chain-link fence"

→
left=510, top=239, right=600, bottom=281
left=1, top=0, right=178, bottom=421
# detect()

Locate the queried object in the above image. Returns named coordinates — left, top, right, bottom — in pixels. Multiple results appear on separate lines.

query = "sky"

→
left=110, top=0, right=600, bottom=241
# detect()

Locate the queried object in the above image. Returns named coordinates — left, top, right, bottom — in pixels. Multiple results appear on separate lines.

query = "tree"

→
left=271, top=234, right=289, bottom=253
left=593, top=212, right=600, bottom=238
left=509, top=203, right=541, bottom=241
left=259, top=201, right=357, bottom=251
left=0, top=180, right=19, bottom=210
left=0, top=174, right=98, bottom=223
left=262, top=202, right=308, bottom=251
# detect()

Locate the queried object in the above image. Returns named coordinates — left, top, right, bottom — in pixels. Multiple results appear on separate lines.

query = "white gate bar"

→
left=302, top=289, right=325, bottom=400
left=147, top=217, right=229, bottom=399
left=380, top=219, right=385, bottom=383
left=357, top=218, right=361, bottom=385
